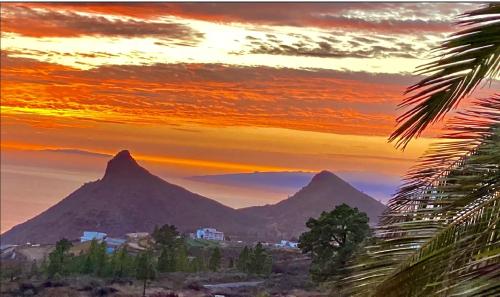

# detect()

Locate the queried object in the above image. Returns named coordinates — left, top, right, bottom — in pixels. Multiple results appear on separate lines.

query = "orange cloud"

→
left=1, top=53, right=417, bottom=137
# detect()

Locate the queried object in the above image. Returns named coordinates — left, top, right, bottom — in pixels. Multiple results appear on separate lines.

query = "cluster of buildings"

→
left=79, top=227, right=298, bottom=251
left=80, top=231, right=126, bottom=253
left=79, top=227, right=226, bottom=254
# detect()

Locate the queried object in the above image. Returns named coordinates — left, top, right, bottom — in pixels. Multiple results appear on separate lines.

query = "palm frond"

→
left=390, top=3, right=500, bottom=148
left=342, top=96, right=500, bottom=296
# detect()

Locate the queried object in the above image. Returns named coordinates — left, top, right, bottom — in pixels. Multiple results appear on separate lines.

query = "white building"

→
left=125, top=232, right=149, bottom=240
left=195, top=228, right=224, bottom=241
left=275, top=240, right=299, bottom=249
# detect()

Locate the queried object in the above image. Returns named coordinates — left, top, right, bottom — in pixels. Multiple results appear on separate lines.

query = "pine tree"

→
left=174, top=241, right=189, bottom=272
left=47, top=238, right=73, bottom=278
left=152, top=224, right=179, bottom=247
left=237, top=246, right=250, bottom=273
left=85, top=239, right=108, bottom=276
left=262, top=254, right=273, bottom=276
left=94, top=241, right=107, bottom=276
left=208, top=247, right=222, bottom=272
left=108, top=246, right=131, bottom=278
left=135, top=249, right=156, bottom=297
left=252, top=242, right=272, bottom=275
left=81, top=253, right=93, bottom=274
left=188, top=256, right=205, bottom=273
left=237, top=244, right=273, bottom=276
left=157, top=246, right=175, bottom=272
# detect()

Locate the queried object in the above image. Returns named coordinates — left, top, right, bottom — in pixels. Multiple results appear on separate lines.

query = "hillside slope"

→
left=1, top=151, right=257, bottom=244
left=239, top=170, right=386, bottom=240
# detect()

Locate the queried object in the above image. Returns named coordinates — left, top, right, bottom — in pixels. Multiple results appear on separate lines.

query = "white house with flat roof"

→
left=195, top=228, right=224, bottom=241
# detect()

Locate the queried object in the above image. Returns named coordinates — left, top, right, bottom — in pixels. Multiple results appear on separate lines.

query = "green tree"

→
left=93, top=241, right=107, bottom=276
left=152, top=224, right=179, bottom=247
left=299, top=204, right=370, bottom=282
left=174, top=240, right=189, bottom=272
left=81, top=252, right=93, bottom=274
left=157, top=246, right=175, bottom=272
left=47, top=238, right=73, bottom=278
left=237, top=244, right=273, bottom=276
left=188, top=256, right=206, bottom=273
left=208, top=247, right=222, bottom=272
left=250, top=243, right=269, bottom=275
left=109, top=246, right=133, bottom=278
left=237, top=246, right=251, bottom=273
left=135, top=249, right=156, bottom=297
left=83, top=239, right=107, bottom=276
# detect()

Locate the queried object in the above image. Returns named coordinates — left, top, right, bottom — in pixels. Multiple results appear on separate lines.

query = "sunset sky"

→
left=2, top=2, right=495, bottom=233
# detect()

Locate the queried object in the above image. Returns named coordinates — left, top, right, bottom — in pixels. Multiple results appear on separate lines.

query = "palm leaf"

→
left=390, top=3, right=500, bottom=148
left=342, top=96, right=500, bottom=296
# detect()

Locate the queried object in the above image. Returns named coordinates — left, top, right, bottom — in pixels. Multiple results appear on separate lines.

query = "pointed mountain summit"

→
left=1, top=150, right=257, bottom=244
left=309, top=170, right=343, bottom=184
left=240, top=170, right=386, bottom=239
left=103, top=150, right=150, bottom=181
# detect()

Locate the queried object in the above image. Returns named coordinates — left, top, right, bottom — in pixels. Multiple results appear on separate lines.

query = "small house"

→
left=195, top=227, right=224, bottom=241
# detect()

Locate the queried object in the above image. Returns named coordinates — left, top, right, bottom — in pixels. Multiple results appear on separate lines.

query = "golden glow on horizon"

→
left=0, top=141, right=313, bottom=173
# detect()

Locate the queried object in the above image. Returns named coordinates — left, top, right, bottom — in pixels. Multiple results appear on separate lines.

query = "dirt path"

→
left=203, top=280, right=264, bottom=289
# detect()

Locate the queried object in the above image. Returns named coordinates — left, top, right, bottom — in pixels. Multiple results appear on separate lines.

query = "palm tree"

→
left=390, top=3, right=500, bottom=148
left=343, top=97, right=499, bottom=296
left=342, top=4, right=500, bottom=296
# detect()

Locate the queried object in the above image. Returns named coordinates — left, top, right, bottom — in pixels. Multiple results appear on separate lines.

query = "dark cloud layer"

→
left=3, top=3, right=476, bottom=36
left=1, top=5, right=204, bottom=44
left=239, top=33, right=427, bottom=59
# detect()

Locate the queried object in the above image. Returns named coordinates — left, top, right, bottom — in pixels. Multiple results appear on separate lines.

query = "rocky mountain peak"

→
left=103, top=150, right=150, bottom=180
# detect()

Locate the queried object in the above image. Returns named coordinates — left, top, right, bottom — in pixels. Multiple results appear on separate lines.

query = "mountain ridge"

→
left=239, top=170, right=386, bottom=239
left=1, top=150, right=386, bottom=244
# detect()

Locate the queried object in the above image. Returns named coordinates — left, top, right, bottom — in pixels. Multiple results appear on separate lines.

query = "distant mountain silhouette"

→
left=1, top=151, right=386, bottom=244
left=0, top=150, right=256, bottom=244
left=240, top=170, right=386, bottom=240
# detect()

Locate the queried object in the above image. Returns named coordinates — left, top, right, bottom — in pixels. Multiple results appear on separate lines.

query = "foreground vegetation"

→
left=341, top=3, right=500, bottom=296
left=1, top=242, right=316, bottom=297
left=2, top=223, right=290, bottom=296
